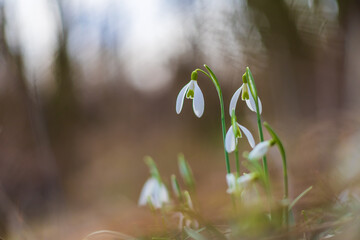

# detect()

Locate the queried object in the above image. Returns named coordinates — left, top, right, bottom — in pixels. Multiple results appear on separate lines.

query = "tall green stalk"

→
left=245, top=67, right=273, bottom=220
left=264, top=122, right=289, bottom=227
left=245, top=68, right=270, bottom=186
left=195, top=65, right=230, bottom=174
left=234, top=146, right=240, bottom=176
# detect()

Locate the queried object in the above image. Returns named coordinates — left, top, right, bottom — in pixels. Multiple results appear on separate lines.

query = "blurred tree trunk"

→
left=45, top=0, right=82, bottom=182
left=246, top=0, right=316, bottom=117
left=0, top=4, right=60, bottom=236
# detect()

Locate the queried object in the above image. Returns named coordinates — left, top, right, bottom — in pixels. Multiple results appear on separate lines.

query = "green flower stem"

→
left=245, top=68, right=273, bottom=220
left=195, top=66, right=230, bottom=174
left=257, top=115, right=269, bottom=177
left=263, top=122, right=288, bottom=200
left=235, top=146, right=240, bottom=176
left=263, top=122, right=289, bottom=227
left=245, top=68, right=270, bottom=188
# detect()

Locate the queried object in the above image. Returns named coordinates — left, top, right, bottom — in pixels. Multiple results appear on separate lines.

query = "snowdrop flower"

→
left=238, top=173, right=258, bottom=185
left=175, top=211, right=199, bottom=230
left=229, top=74, right=262, bottom=115
left=176, top=71, right=204, bottom=118
left=226, top=173, right=258, bottom=194
left=226, top=173, right=237, bottom=194
left=248, top=140, right=275, bottom=161
left=225, top=112, right=255, bottom=153
left=138, top=177, right=169, bottom=209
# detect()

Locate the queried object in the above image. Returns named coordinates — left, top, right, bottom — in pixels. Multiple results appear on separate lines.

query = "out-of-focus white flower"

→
left=176, top=78, right=204, bottom=118
left=174, top=212, right=199, bottom=230
left=226, top=173, right=237, bottom=194
left=229, top=83, right=262, bottom=115
left=248, top=140, right=273, bottom=161
left=138, top=177, right=169, bottom=209
left=225, top=122, right=255, bottom=153
left=238, top=173, right=257, bottom=184
left=226, top=173, right=258, bottom=194
left=174, top=190, right=198, bottom=230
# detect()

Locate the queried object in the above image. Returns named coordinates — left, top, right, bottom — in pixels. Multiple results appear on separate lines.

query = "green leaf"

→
left=288, top=186, right=313, bottom=211
left=178, top=154, right=195, bottom=192
left=203, top=65, right=217, bottom=82
left=171, top=174, right=182, bottom=200
left=263, top=122, right=288, bottom=198
left=263, top=122, right=289, bottom=227
left=289, top=209, right=295, bottom=227
left=245, top=67, right=258, bottom=100
left=144, top=156, right=162, bottom=183
left=184, top=227, right=207, bottom=240
left=203, top=64, right=222, bottom=98
left=263, top=123, right=286, bottom=166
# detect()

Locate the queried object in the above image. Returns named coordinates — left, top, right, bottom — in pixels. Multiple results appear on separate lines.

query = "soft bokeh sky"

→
left=2, top=0, right=267, bottom=92
left=3, top=0, right=194, bottom=92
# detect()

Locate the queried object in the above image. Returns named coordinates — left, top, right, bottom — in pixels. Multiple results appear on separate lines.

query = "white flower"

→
left=225, top=123, right=255, bottom=153
left=138, top=177, right=169, bottom=209
left=229, top=83, right=262, bottom=115
left=176, top=80, right=204, bottom=118
left=238, top=173, right=257, bottom=185
left=248, top=140, right=272, bottom=160
left=174, top=212, right=199, bottom=230
left=226, top=173, right=257, bottom=194
left=226, top=173, right=237, bottom=194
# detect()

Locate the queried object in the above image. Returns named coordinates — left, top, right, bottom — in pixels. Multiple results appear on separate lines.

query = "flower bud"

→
left=191, top=70, right=198, bottom=80
left=242, top=73, right=248, bottom=83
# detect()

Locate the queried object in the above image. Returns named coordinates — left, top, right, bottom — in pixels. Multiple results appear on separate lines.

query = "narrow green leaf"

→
left=289, top=209, right=295, bottom=226
left=263, top=122, right=289, bottom=227
left=171, top=174, right=183, bottom=201
left=288, top=186, right=313, bottom=211
left=184, top=227, right=207, bottom=240
left=203, top=64, right=217, bottom=82
left=144, top=156, right=162, bottom=183
left=263, top=123, right=286, bottom=165
left=245, top=67, right=258, bottom=100
left=178, top=154, right=195, bottom=191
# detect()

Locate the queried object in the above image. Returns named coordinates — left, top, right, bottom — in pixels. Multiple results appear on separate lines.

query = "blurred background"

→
left=0, top=0, right=360, bottom=239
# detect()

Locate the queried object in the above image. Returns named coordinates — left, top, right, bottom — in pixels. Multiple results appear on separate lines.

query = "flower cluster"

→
left=136, top=65, right=292, bottom=237
left=138, top=155, right=200, bottom=231
left=174, top=67, right=278, bottom=197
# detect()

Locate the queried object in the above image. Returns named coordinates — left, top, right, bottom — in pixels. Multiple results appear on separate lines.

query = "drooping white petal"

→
left=237, top=173, right=257, bottom=185
left=237, top=123, right=255, bottom=148
left=193, top=82, right=204, bottom=118
left=176, top=82, right=190, bottom=114
left=257, top=97, right=262, bottom=114
left=158, top=184, right=169, bottom=206
left=138, top=178, right=169, bottom=209
left=138, top=178, right=157, bottom=206
left=246, top=90, right=257, bottom=112
left=151, top=181, right=162, bottom=208
left=248, top=141, right=271, bottom=160
left=246, top=92, right=262, bottom=114
left=226, top=173, right=236, bottom=194
left=225, top=126, right=237, bottom=153
left=229, top=85, right=243, bottom=116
